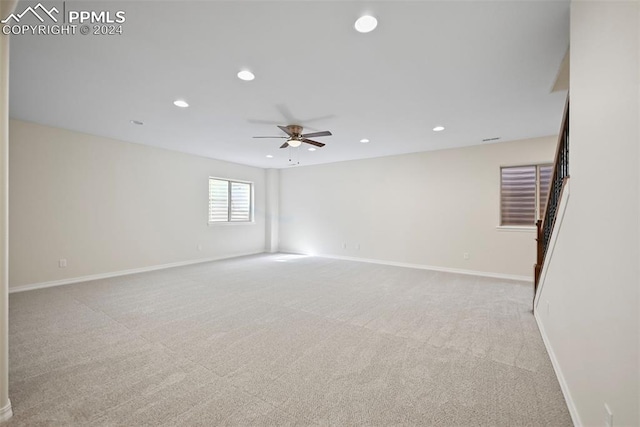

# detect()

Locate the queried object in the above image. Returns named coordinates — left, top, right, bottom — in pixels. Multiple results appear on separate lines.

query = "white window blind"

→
left=230, top=182, right=251, bottom=221
left=208, top=178, right=253, bottom=223
left=209, top=179, right=229, bottom=222
left=500, top=164, right=552, bottom=226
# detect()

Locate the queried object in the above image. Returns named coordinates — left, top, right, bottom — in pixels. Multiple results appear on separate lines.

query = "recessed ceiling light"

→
left=354, top=15, right=377, bottom=33
left=266, top=155, right=273, bottom=158
left=308, top=147, right=316, bottom=151
left=130, top=120, right=143, bottom=125
left=237, top=70, right=255, bottom=81
left=433, top=126, right=445, bottom=132
left=360, top=138, right=370, bottom=143
left=173, top=100, right=189, bottom=108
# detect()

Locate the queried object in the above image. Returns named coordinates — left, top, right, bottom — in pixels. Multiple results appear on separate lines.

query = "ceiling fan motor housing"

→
left=287, top=125, right=303, bottom=138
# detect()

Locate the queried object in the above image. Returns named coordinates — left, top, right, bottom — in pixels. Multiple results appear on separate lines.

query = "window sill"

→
left=496, top=225, right=536, bottom=233
left=208, top=221, right=256, bottom=226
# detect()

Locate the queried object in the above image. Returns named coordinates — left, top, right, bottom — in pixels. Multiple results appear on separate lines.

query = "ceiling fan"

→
left=253, top=125, right=332, bottom=148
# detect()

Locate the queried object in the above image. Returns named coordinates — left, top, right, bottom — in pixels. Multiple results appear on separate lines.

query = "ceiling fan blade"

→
left=301, top=130, right=332, bottom=138
left=280, top=142, right=289, bottom=149
left=278, top=125, right=293, bottom=136
left=301, top=138, right=325, bottom=148
left=298, top=114, right=336, bottom=124
left=253, top=136, right=288, bottom=139
left=276, top=104, right=297, bottom=124
left=247, top=118, right=281, bottom=125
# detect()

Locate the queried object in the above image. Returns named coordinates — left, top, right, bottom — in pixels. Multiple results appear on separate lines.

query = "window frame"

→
left=497, top=163, right=552, bottom=230
left=208, top=177, right=254, bottom=225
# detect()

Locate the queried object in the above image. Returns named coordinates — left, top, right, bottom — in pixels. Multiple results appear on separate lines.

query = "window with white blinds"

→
left=500, top=164, right=552, bottom=226
left=208, top=178, right=253, bottom=223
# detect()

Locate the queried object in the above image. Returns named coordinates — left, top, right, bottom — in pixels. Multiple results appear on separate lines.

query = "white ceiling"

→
left=8, top=0, right=570, bottom=169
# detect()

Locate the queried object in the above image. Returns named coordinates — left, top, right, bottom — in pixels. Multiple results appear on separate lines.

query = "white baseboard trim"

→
left=534, top=179, right=571, bottom=309
left=8, top=251, right=264, bottom=294
left=0, top=399, right=12, bottom=423
left=286, top=252, right=532, bottom=282
left=534, top=310, right=581, bottom=427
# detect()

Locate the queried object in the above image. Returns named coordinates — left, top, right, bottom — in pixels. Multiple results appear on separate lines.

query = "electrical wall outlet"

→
left=342, top=243, right=347, bottom=249
left=355, top=243, right=360, bottom=250
left=58, top=258, right=67, bottom=268
left=197, top=244, right=203, bottom=252
left=463, top=252, right=470, bottom=260
left=604, top=403, right=613, bottom=427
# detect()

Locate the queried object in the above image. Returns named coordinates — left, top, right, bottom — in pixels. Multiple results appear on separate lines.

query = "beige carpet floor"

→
left=6, top=254, right=571, bottom=426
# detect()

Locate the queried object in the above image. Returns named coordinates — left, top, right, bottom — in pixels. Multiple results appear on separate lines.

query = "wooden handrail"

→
left=535, top=176, right=569, bottom=291
left=534, top=96, right=570, bottom=297
left=541, top=96, right=570, bottom=227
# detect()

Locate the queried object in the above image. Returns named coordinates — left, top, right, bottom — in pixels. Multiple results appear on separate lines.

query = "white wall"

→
left=536, top=1, right=639, bottom=426
left=0, top=1, right=18, bottom=421
left=279, top=136, right=556, bottom=279
left=9, top=119, right=266, bottom=288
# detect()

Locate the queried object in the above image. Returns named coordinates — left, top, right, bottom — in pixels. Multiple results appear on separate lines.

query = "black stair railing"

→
left=535, top=97, right=570, bottom=294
